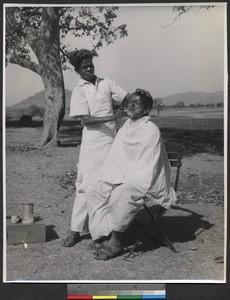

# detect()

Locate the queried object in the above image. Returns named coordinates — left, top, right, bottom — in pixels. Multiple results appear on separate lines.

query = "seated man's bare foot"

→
left=93, top=244, right=123, bottom=260
left=88, top=241, right=104, bottom=250
left=62, top=231, right=80, bottom=247
left=93, top=232, right=123, bottom=260
left=88, top=235, right=111, bottom=250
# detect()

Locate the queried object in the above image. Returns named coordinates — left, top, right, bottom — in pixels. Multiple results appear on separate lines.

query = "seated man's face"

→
left=127, top=95, right=147, bottom=119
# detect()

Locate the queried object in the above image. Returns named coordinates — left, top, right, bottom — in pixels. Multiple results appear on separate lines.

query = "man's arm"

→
left=73, top=110, right=125, bottom=126
left=82, top=106, right=128, bottom=126
left=80, top=115, right=115, bottom=126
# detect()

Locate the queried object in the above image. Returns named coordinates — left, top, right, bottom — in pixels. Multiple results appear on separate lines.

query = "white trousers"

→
left=85, top=182, right=145, bottom=240
left=70, top=190, right=89, bottom=232
left=70, top=138, right=114, bottom=232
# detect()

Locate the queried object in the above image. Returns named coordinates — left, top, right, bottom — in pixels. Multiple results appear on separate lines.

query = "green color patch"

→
left=117, top=296, right=142, bottom=300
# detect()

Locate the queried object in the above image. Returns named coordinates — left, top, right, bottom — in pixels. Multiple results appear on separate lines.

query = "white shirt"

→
left=70, top=77, right=127, bottom=117
left=70, top=77, right=127, bottom=142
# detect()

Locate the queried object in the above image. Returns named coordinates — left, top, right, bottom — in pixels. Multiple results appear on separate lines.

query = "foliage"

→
left=205, top=103, right=215, bottom=108
left=27, top=105, right=45, bottom=117
left=172, top=5, right=214, bottom=14
left=196, top=103, right=204, bottom=108
left=189, top=104, right=196, bottom=108
left=6, top=105, right=45, bottom=120
left=5, top=6, right=128, bottom=70
left=175, top=101, right=185, bottom=109
left=167, top=102, right=221, bottom=109
left=5, top=6, right=128, bottom=146
left=157, top=5, right=215, bottom=29
left=6, top=7, right=32, bottom=65
left=152, top=97, right=164, bottom=116
left=59, top=7, right=128, bottom=69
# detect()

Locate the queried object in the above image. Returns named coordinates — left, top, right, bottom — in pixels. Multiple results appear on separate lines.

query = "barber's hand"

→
left=135, top=88, right=151, bottom=98
left=115, top=107, right=125, bottom=120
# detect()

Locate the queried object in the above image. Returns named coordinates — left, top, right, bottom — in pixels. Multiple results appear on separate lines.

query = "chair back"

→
left=164, top=142, right=183, bottom=192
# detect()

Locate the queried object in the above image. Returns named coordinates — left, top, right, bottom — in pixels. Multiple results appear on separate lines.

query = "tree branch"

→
left=60, top=47, right=69, bottom=58
left=156, top=7, right=192, bottom=29
left=45, top=7, right=59, bottom=21
left=157, top=5, right=214, bottom=29
left=9, top=55, right=41, bottom=74
left=59, top=8, right=69, bottom=17
left=92, top=37, right=103, bottom=52
left=23, top=26, right=40, bottom=55
left=23, top=8, right=41, bottom=24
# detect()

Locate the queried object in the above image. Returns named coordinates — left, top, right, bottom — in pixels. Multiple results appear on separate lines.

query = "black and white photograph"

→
left=3, top=3, right=227, bottom=282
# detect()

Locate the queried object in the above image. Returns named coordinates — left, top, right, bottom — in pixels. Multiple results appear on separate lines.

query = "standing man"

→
left=62, top=49, right=131, bottom=247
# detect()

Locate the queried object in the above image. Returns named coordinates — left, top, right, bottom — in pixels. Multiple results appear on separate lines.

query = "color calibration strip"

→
left=67, top=284, right=166, bottom=300
left=68, top=293, right=165, bottom=299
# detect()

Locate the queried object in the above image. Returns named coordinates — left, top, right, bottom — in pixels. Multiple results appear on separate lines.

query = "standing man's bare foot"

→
left=62, top=231, right=80, bottom=247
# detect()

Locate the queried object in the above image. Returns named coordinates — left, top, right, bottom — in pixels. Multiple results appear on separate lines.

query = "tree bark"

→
left=26, top=7, right=65, bottom=147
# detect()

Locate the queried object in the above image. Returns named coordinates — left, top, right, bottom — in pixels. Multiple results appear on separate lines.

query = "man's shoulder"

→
left=98, top=77, right=112, bottom=84
left=72, top=80, right=83, bottom=90
left=71, top=85, right=81, bottom=94
left=70, top=83, right=87, bottom=101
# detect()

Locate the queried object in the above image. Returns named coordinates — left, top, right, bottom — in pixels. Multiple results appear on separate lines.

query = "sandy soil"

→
left=5, top=125, right=225, bottom=282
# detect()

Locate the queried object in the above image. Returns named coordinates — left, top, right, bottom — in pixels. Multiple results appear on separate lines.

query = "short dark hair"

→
left=134, top=91, right=153, bottom=114
left=68, top=49, right=93, bottom=71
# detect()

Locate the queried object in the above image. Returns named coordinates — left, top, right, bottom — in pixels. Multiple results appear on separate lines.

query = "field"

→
left=5, top=107, right=225, bottom=282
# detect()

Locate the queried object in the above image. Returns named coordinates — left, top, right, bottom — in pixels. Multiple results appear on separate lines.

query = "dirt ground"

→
left=5, top=118, right=225, bottom=282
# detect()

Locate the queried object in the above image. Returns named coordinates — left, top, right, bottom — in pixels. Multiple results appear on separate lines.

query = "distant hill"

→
left=162, top=91, right=223, bottom=106
left=11, top=89, right=73, bottom=109
left=9, top=89, right=224, bottom=109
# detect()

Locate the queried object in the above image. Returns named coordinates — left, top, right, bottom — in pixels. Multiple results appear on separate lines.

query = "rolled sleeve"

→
left=107, top=78, right=127, bottom=103
left=69, top=86, right=90, bottom=117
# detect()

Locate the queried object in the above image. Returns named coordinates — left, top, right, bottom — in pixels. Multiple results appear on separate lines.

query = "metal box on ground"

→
left=7, top=219, right=46, bottom=245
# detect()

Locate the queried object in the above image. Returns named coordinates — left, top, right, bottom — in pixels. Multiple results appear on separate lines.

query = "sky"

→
left=5, top=4, right=226, bottom=106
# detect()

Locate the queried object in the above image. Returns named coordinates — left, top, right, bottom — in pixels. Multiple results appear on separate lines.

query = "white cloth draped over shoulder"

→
left=99, top=116, right=176, bottom=209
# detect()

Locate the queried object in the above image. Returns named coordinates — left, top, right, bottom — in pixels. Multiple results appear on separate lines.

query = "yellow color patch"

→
left=93, top=296, right=117, bottom=299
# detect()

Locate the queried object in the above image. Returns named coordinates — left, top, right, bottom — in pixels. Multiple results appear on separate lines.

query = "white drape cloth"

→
left=86, top=182, right=144, bottom=240
left=85, top=116, right=177, bottom=239
left=100, top=116, right=176, bottom=207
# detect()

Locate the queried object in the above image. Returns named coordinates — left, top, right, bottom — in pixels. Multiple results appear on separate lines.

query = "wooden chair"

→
left=124, top=142, right=183, bottom=258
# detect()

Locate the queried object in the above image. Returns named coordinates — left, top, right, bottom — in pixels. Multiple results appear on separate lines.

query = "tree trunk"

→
left=31, top=8, right=65, bottom=147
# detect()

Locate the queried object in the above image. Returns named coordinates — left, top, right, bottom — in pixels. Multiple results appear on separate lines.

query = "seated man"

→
left=84, top=91, right=177, bottom=260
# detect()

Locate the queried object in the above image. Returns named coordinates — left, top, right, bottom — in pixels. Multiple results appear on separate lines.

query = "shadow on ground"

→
left=6, top=120, right=44, bottom=128
left=58, top=123, right=83, bottom=147
left=6, top=118, right=223, bottom=155
left=46, top=225, right=60, bottom=242
left=58, top=126, right=223, bottom=156
left=161, top=128, right=223, bottom=157
left=122, top=205, right=214, bottom=253
left=59, top=120, right=224, bottom=156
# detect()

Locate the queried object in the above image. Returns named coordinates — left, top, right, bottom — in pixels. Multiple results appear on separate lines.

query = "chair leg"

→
left=124, top=238, right=142, bottom=259
left=124, top=219, right=151, bottom=258
left=126, top=216, right=179, bottom=258
left=143, top=204, right=179, bottom=253
left=152, top=219, right=179, bottom=253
